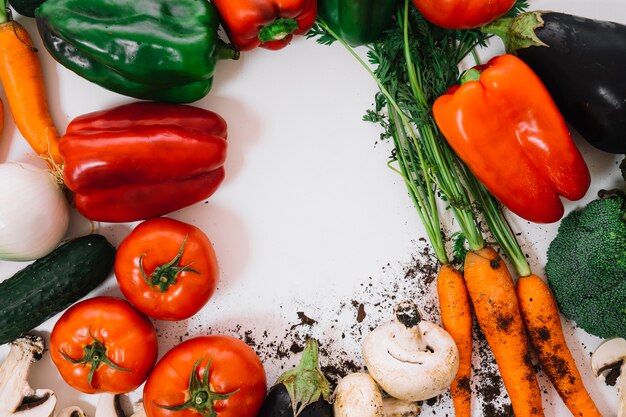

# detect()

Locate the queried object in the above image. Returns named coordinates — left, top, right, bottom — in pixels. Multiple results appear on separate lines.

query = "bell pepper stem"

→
left=0, top=0, right=8, bottom=24
left=460, top=68, right=482, bottom=84
left=258, top=18, right=298, bottom=43
left=215, top=39, right=240, bottom=61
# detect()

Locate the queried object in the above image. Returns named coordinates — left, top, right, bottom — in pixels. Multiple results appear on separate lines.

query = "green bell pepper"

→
left=35, top=0, right=239, bottom=103
left=318, top=0, right=398, bottom=46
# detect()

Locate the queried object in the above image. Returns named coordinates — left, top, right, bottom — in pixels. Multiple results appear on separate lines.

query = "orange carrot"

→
left=464, top=247, right=544, bottom=417
left=437, top=264, right=472, bottom=417
left=516, top=274, right=602, bottom=417
left=0, top=19, right=61, bottom=164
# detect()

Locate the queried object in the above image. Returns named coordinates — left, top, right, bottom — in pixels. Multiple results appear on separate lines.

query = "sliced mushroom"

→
left=333, top=373, right=420, bottom=417
left=56, top=407, right=87, bottom=417
left=591, top=338, right=626, bottom=417
left=363, top=300, right=459, bottom=402
left=0, top=335, right=57, bottom=417
left=96, top=394, right=145, bottom=417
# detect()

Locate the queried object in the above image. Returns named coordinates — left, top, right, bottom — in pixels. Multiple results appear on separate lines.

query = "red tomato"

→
left=411, top=0, right=515, bottom=29
left=49, top=296, right=158, bottom=394
left=143, top=336, right=267, bottom=417
left=115, top=217, right=219, bottom=320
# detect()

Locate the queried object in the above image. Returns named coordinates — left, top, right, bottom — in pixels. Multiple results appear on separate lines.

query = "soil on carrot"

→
left=153, top=241, right=576, bottom=416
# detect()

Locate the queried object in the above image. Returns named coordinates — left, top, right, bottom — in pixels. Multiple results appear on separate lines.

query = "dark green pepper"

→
left=35, top=0, right=239, bottom=103
left=9, top=0, right=45, bottom=17
left=318, top=0, right=398, bottom=46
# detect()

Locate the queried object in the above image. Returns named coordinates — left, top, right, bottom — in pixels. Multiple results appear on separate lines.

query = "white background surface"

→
left=0, top=0, right=624, bottom=416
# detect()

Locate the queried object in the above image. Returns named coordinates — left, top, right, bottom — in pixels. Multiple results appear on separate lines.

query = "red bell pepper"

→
left=212, top=0, right=317, bottom=51
left=433, top=54, right=590, bottom=223
left=412, top=0, right=515, bottom=29
left=61, top=102, right=227, bottom=223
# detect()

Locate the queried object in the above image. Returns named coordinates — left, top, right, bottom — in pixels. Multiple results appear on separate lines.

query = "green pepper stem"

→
left=460, top=68, right=482, bottom=84
left=258, top=18, right=298, bottom=43
left=0, top=0, right=8, bottom=24
left=215, top=40, right=240, bottom=61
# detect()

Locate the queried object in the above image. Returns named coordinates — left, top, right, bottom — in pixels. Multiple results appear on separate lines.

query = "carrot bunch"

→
left=468, top=177, right=603, bottom=417
left=323, top=0, right=603, bottom=414
left=0, top=2, right=61, bottom=165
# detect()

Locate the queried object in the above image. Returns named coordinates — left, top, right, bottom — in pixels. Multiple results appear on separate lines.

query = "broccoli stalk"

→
left=546, top=194, right=626, bottom=339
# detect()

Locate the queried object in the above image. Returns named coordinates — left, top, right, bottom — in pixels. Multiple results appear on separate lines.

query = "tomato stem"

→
left=139, top=235, right=200, bottom=292
left=155, top=357, right=239, bottom=417
left=58, top=327, right=130, bottom=387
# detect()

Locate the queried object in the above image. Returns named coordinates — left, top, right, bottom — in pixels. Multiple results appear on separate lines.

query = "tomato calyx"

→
left=139, top=235, right=200, bottom=292
left=58, top=328, right=131, bottom=387
left=156, top=357, right=239, bottom=417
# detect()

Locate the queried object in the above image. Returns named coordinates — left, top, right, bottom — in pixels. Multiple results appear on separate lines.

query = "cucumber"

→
left=0, top=234, right=115, bottom=345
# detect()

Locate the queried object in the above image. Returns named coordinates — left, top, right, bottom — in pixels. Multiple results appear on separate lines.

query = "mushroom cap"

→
left=363, top=319, right=459, bottom=401
left=333, top=373, right=384, bottom=417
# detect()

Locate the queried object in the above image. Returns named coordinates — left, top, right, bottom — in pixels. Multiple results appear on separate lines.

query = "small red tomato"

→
left=143, top=336, right=267, bottom=417
left=115, top=217, right=219, bottom=321
left=411, top=0, right=515, bottom=29
left=50, top=296, right=158, bottom=394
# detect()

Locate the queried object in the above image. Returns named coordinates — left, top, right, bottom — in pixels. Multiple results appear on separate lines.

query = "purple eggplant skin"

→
left=516, top=12, right=626, bottom=154
left=257, top=384, right=334, bottom=417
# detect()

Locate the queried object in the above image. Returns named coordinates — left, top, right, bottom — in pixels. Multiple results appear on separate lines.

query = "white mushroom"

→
left=56, top=407, right=87, bottom=417
left=96, top=394, right=145, bottom=417
left=333, top=373, right=420, bottom=417
left=591, top=338, right=626, bottom=417
left=363, top=300, right=459, bottom=402
left=0, top=335, right=57, bottom=417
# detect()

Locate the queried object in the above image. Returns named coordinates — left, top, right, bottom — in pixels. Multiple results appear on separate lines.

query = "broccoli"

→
left=546, top=194, right=626, bottom=339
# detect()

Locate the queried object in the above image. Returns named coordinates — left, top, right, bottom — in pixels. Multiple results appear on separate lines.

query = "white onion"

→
left=0, top=162, right=70, bottom=261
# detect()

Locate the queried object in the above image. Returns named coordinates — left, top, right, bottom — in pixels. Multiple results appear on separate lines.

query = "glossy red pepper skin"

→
left=61, top=102, right=227, bottom=223
left=433, top=54, right=590, bottom=223
left=212, top=0, right=317, bottom=51
left=411, top=0, right=515, bottom=29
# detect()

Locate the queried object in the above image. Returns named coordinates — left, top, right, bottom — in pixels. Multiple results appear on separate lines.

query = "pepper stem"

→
left=155, top=357, right=239, bottom=417
left=460, top=68, right=482, bottom=84
left=0, top=0, right=8, bottom=24
left=258, top=18, right=298, bottom=43
left=139, top=235, right=200, bottom=293
left=275, top=339, right=330, bottom=417
left=59, top=328, right=130, bottom=388
left=215, top=39, right=240, bottom=61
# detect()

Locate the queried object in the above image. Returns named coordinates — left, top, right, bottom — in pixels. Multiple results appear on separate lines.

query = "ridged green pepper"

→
left=318, top=0, right=398, bottom=46
left=35, top=0, right=239, bottom=103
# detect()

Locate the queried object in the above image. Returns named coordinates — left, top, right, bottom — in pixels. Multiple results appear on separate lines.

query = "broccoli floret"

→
left=546, top=195, right=626, bottom=339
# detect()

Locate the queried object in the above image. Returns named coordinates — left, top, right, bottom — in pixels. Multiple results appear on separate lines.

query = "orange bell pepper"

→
left=433, top=54, right=590, bottom=223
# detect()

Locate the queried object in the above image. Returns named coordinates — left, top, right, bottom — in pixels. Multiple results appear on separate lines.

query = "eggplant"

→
left=258, top=340, right=333, bottom=417
left=9, top=0, right=46, bottom=17
left=484, top=11, right=626, bottom=154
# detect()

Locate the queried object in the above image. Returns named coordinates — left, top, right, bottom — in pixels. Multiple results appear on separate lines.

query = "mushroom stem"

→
left=390, top=301, right=428, bottom=359
left=381, top=398, right=420, bottom=417
left=56, top=407, right=87, bottom=417
left=591, top=338, right=626, bottom=417
left=0, top=335, right=57, bottom=417
left=618, top=361, right=626, bottom=417
left=96, top=394, right=144, bottom=417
